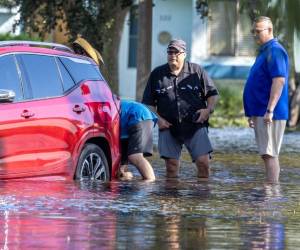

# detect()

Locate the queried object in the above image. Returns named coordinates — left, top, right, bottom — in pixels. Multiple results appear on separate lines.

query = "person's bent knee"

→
left=128, top=153, right=144, bottom=165
left=128, top=153, right=155, bottom=181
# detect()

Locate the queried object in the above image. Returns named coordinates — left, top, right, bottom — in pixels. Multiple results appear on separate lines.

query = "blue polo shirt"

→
left=120, top=100, right=158, bottom=138
left=243, top=38, right=289, bottom=120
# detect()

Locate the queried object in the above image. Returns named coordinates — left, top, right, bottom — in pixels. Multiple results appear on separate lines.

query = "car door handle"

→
left=21, top=110, right=35, bottom=118
left=73, top=105, right=86, bottom=113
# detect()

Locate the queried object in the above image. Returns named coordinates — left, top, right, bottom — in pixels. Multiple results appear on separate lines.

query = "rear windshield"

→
left=59, top=57, right=103, bottom=83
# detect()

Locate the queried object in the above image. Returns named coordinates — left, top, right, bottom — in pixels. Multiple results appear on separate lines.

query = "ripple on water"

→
left=0, top=127, right=300, bottom=249
left=209, top=127, right=300, bottom=153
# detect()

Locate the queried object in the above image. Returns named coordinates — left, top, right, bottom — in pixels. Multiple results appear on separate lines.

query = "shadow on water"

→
left=1, top=128, right=300, bottom=249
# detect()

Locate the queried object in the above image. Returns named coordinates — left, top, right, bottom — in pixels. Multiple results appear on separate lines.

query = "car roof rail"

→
left=0, top=40, right=74, bottom=53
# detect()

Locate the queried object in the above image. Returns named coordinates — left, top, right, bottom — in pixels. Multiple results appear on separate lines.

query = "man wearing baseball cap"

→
left=142, top=39, right=218, bottom=179
left=167, top=39, right=186, bottom=52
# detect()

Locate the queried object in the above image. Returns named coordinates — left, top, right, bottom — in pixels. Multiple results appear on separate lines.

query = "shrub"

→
left=0, top=32, right=40, bottom=41
left=210, top=80, right=248, bottom=127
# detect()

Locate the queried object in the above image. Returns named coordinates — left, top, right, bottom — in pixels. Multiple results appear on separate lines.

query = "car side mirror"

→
left=0, top=89, right=15, bottom=102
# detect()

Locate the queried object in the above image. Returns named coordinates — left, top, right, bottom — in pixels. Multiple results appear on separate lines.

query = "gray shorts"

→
left=158, top=127, right=213, bottom=161
left=121, top=120, right=154, bottom=164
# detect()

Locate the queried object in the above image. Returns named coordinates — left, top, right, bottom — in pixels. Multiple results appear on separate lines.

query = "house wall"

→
left=151, top=0, right=193, bottom=68
left=191, top=0, right=208, bottom=60
left=118, top=0, right=193, bottom=99
left=119, top=12, right=137, bottom=99
left=118, top=0, right=256, bottom=99
left=0, top=8, right=20, bottom=35
left=294, top=31, right=300, bottom=73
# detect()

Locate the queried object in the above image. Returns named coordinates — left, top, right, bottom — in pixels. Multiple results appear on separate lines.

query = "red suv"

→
left=0, top=41, right=121, bottom=181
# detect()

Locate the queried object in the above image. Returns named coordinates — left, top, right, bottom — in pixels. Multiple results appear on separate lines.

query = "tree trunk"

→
left=136, top=0, right=153, bottom=101
left=102, top=6, right=129, bottom=94
left=289, top=73, right=300, bottom=127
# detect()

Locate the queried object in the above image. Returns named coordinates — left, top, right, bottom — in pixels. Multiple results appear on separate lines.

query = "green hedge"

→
left=210, top=80, right=248, bottom=127
left=0, top=32, right=40, bottom=41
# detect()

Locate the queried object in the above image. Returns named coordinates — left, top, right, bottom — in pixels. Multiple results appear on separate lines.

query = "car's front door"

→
left=0, top=54, right=39, bottom=177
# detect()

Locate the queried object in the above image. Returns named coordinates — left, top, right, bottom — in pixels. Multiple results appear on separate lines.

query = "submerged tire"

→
left=75, top=144, right=110, bottom=181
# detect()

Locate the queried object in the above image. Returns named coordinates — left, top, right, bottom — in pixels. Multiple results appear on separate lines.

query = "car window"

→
left=60, top=57, right=103, bottom=83
left=56, top=58, right=75, bottom=92
left=0, top=55, right=23, bottom=101
left=20, top=54, right=63, bottom=99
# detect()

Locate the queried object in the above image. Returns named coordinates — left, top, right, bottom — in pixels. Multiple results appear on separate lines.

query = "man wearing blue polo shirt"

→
left=118, top=100, right=157, bottom=181
left=243, top=16, right=289, bottom=183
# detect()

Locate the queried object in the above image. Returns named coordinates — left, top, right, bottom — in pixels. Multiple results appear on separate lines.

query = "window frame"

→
left=0, top=53, right=26, bottom=103
left=128, top=5, right=138, bottom=68
left=54, top=56, right=76, bottom=93
left=16, top=53, right=65, bottom=101
left=208, top=0, right=255, bottom=57
left=59, top=56, right=103, bottom=84
left=0, top=51, right=104, bottom=102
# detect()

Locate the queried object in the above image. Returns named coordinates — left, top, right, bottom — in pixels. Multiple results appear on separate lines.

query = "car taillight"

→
left=99, top=104, right=112, bottom=122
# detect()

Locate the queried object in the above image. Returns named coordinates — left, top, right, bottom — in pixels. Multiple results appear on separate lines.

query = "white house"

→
left=0, top=1, right=278, bottom=101
left=119, top=0, right=256, bottom=99
left=0, top=7, right=20, bottom=35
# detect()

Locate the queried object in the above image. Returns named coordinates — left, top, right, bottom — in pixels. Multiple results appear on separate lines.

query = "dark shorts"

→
left=158, top=127, right=213, bottom=161
left=121, top=120, right=154, bottom=165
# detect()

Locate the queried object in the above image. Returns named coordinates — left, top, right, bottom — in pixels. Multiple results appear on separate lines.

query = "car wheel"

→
left=75, top=144, right=110, bottom=181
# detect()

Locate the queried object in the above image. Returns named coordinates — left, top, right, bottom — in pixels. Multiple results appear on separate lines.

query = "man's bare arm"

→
left=146, top=105, right=172, bottom=129
left=197, top=95, right=218, bottom=123
left=264, top=77, right=285, bottom=123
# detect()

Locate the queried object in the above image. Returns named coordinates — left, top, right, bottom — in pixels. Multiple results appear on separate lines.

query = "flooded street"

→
left=1, top=128, right=300, bottom=249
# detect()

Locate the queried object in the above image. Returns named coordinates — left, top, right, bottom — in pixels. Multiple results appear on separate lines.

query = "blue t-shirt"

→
left=243, top=38, right=289, bottom=120
left=120, top=100, right=158, bottom=138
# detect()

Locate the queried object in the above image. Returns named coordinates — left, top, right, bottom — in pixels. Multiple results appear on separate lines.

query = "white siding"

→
left=152, top=0, right=193, bottom=68
left=0, top=8, right=20, bottom=35
left=294, top=31, right=300, bottom=73
left=118, top=12, right=137, bottom=99
left=118, top=0, right=256, bottom=96
left=191, top=0, right=208, bottom=60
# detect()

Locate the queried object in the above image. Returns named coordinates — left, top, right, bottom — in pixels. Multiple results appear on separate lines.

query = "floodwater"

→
left=1, top=128, right=300, bottom=249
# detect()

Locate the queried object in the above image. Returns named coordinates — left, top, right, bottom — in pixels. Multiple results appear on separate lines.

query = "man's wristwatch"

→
left=266, top=109, right=273, bottom=114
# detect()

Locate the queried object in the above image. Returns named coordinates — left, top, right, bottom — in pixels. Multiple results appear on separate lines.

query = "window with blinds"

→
left=208, top=0, right=255, bottom=56
left=128, top=6, right=138, bottom=68
left=236, top=11, right=256, bottom=56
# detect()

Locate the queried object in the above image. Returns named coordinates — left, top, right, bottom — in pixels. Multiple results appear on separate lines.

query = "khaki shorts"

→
left=253, top=117, right=286, bottom=157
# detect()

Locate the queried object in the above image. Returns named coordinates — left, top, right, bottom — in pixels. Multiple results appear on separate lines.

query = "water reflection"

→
left=240, top=222, right=285, bottom=250
left=0, top=210, right=117, bottom=249
left=0, top=181, right=118, bottom=249
left=0, top=153, right=299, bottom=248
left=209, top=127, right=300, bottom=153
left=239, top=185, right=285, bottom=250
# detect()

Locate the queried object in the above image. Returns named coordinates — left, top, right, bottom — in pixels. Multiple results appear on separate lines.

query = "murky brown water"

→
left=1, top=128, right=300, bottom=249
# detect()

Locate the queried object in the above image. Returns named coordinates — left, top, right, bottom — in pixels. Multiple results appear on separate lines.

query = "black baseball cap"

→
left=167, top=39, right=186, bottom=52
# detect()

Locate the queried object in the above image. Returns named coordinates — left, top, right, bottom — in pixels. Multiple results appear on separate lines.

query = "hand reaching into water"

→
left=117, top=165, right=133, bottom=181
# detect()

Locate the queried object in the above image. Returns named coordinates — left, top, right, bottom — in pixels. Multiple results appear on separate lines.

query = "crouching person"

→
left=118, top=100, right=157, bottom=181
